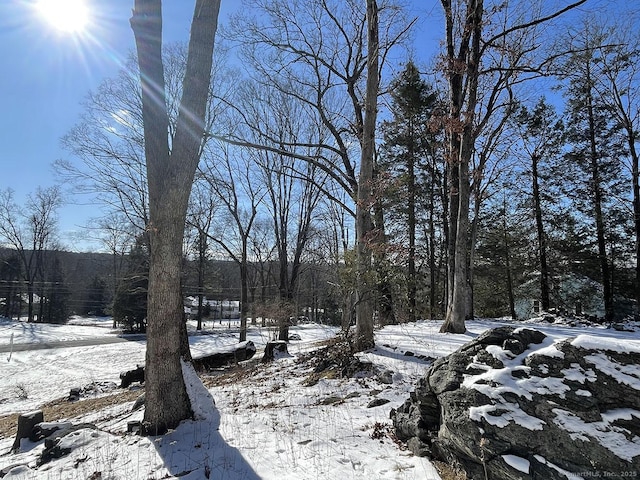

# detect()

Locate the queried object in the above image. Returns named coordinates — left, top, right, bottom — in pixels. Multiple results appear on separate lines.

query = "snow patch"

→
left=533, top=454, right=574, bottom=478
left=502, top=454, right=530, bottom=473
left=583, top=353, right=640, bottom=389
left=575, top=389, right=591, bottom=397
left=469, top=403, right=546, bottom=430
left=600, top=408, right=640, bottom=422
left=485, top=344, right=514, bottom=363
left=561, top=364, right=597, bottom=384
left=552, top=408, right=640, bottom=461
left=181, top=359, right=217, bottom=422
left=532, top=343, right=564, bottom=359
left=572, top=335, right=640, bottom=354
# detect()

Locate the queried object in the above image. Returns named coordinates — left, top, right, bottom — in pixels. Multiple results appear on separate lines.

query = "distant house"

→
left=513, top=272, right=605, bottom=320
left=184, top=297, right=240, bottom=319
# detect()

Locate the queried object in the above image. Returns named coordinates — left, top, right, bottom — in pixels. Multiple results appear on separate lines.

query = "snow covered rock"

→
left=38, top=424, right=100, bottom=465
left=391, top=326, right=640, bottom=480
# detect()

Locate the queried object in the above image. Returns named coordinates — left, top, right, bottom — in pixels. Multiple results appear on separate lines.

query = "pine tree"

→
left=379, top=61, right=441, bottom=322
left=0, top=253, right=23, bottom=319
left=42, top=256, right=71, bottom=324
left=560, top=28, right=627, bottom=321
left=84, top=275, right=108, bottom=316
left=512, top=98, right=565, bottom=312
left=112, top=236, right=149, bottom=332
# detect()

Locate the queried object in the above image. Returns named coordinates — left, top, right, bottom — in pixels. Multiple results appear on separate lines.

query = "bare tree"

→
left=198, top=141, right=264, bottom=341
left=185, top=177, right=219, bottom=331
left=438, top=0, right=587, bottom=333
left=247, top=218, right=278, bottom=326
left=96, top=213, right=135, bottom=328
left=57, top=42, right=231, bottom=242
left=0, top=187, right=62, bottom=322
left=248, top=90, right=329, bottom=341
left=57, top=53, right=149, bottom=234
left=130, top=0, right=221, bottom=435
left=222, top=0, right=411, bottom=349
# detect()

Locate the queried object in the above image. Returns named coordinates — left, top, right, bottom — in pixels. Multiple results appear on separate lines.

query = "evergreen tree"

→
left=379, top=61, right=441, bottom=321
left=512, top=98, right=566, bottom=312
left=83, top=275, right=108, bottom=316
left=113, top=235, right=149, bottom=332
left=560, top=28, right=627, bottom=321
left=42, top=256, right=71, bottom=324
left=474, top=193, right=530, bottom=319
left=0, top=253, right=23, bottom=319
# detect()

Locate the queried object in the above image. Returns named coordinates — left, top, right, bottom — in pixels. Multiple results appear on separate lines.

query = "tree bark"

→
left=502, top=198, right=517, bottom=320
left=584, top=62, right=614, bottom=322
left=532, top=153, right=551, bottom=311
left=407, top=130, right=417, bottom=323
left=239, top=260, right=248, bottom=342
left=630, top=133, right=640, bottom=320
left=131, top=0, right=221, bottom=435
left=354, top=0, right=379, bottom=351
left=439, top=0, right=483, bottom=334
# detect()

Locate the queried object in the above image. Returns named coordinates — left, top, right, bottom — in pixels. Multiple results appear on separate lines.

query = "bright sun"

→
left=35, top=0, right=89, bottom=34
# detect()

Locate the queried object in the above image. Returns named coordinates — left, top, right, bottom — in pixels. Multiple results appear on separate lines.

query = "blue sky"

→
left=0, top=1, right=208, bottom=248
left=3, top=0, right=611, bottom=252
left=0, top=0, right=442, bottom=251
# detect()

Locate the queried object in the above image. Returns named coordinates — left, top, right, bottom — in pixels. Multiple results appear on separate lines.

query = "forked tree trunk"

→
left=131, top=0, right=221, bottom=435
left=439, top=0, right=483, bottom=334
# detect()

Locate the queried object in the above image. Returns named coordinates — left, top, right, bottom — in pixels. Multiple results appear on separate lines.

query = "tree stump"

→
left=261, top=341, right=288, bottom=362
left=12, top=410, right=43, bottom=453
left=119, top=365, right=145, bottom=388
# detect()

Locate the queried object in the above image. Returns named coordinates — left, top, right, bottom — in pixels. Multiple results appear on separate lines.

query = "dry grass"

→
left=201, top=360, right=262, bottom=388
left=0, top=389, right=142, bottom=440
left=1, top=349, right=467, bottom=479
left=433, top=460, right=468, bottom=480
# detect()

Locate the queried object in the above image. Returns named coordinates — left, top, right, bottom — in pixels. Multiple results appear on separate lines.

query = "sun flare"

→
left=35, top=0, right=89, bottom=34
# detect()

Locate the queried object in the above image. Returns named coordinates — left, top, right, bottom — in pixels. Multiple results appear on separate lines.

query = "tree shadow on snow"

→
left=149, top=415, right=261, bottom=480
left=149, top=363, right=260, bottom=480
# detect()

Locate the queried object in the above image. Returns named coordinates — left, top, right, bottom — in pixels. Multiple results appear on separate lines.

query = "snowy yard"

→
left=0, top=315, right=638, bottom=479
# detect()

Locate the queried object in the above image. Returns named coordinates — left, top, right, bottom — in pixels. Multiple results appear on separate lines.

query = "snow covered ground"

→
left=0, top=315, right=638, bottom=479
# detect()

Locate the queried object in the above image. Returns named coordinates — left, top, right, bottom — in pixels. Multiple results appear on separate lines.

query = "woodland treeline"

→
left=1, top=0, right=639, bottom=331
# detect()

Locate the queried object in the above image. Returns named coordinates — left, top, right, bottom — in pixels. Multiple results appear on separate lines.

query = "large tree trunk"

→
left=131, top=0, right=221, bottom=435
left=439, top=0, right=483, bottom=334
left=354, top=0, right=379, bottom=351
left=444, top=147, right=471, bottom=332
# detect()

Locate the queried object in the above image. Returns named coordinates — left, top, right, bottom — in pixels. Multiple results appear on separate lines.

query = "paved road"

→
left=0, top=334, right=146, bottom=353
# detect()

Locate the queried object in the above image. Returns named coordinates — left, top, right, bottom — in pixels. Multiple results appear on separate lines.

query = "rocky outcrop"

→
left=391, top=326, right=640, bottom=479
